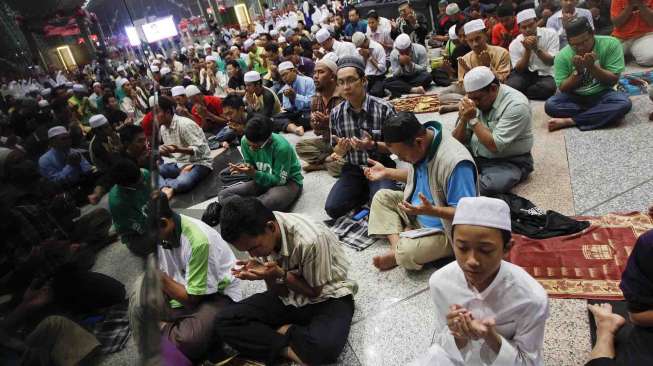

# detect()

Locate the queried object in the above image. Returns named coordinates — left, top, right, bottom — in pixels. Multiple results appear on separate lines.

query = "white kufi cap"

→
left=148, top=95, right=158, bottom=108
left=448, top=25, right=458, bottom=40
left=72, top=83, right=86, bottom=92
left=446, top=3, right=460, bottom=15
left=185, top=84, right=202, bottom=97
left=315, top=28, right=331, bottom=43
left=351, top=32, right=367, bottom=47
left=244, top=71, right=262, bottom=83
left=171, top=85, right=186, bottom=96
left=452, top=197, right=511, bottom=232
left=89, top=114, right=109, bottom=129
left=516, top=9, right=537, bottom=24
left=205, top=55, right=217, bottom=62
left=150, top=65, right=160, bottom=72
left=38, top=99, right=49, bottom=108
left=278, top=61, right=295, bottom=72
left=463, top=66, right=496, bottom=92
left=463, top=19, right=486, bottom=35
left=47, top=126, right=68, bottom=139
left=394, top=33, right=412, bottom=50
left=160, top=67, right=171, bottom=75
left=243, top=39, right=255, bottom=50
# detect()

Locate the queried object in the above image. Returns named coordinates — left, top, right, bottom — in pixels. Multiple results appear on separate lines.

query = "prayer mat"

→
left=328, top=206, right=378, bottom=251
left=617, top=70, right=653, bottom=96
left=391, top=95, right=441, bottom=114
left=91, top=300, right=131, bottom=354
left=507, top=212, right=653, bottom=300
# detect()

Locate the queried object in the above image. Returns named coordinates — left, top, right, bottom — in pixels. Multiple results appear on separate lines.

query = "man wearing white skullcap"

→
left=351, top=32, right=387, bottom=97
left=430, top=3, right=464, bottom=45
left=243, top=70, right=282, bottom=119
left=89, top=82, right=104, bottom=111
left=68, top=83, right=93, bottom=124
left=385, top=33, right=433, bottom=97
left=452, top=66, right=533, bottom=196
left=88, top=114, right=120, bottom=175
left=275, top=61, right=315, bottom=136
left=314, top=28, right=357, bottom=60
left=170, top=86, right=195, bottom=120
left=421, top=196, right=548, bottom=366
left=39, top=126, right=94, bottom=188
left=185, top=84, right=228, bottom=133
left=505, top=8, right=559, bottom=100
left=200, top=51, right=219, bottom=95
left=295, top=58, right=345, bottom=177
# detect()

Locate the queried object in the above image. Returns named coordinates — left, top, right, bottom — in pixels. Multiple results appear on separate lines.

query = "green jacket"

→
left=241, top=133, right=303, bottom=188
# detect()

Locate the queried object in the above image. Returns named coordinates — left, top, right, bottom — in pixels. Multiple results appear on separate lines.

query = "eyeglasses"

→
left=337, top=77, right=361, bottom=87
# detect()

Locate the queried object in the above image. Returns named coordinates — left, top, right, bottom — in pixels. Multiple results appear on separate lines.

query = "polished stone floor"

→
left=93, top=64, right=653, bottom=366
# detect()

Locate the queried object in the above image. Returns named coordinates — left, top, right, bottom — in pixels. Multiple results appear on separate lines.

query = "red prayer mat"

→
left=507, top=212, right=653, bottom=300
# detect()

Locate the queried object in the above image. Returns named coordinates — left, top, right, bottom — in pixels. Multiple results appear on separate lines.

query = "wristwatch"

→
left=275, top=268, right=288, bottom=285
left=468, top=118, right=480, bottom=128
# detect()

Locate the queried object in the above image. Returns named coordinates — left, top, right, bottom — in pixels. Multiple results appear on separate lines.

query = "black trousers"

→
left=505, top=69, right=556, bottom=100
left=385, top=72, right=433, bottom=98
left=367, top=74, right=386, bottom=98
left=215, top=292, right=355, bottom=365
left=585, top=326, right=653, bottom=366
left=271, top=110, right=311, bottom=133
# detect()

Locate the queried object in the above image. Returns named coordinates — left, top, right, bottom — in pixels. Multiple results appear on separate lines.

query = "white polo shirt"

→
left=509, top=27, right=560, bottom=77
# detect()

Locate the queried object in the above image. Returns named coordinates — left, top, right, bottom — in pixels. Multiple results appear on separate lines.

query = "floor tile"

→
left=327, top=341, right=362, bottom=366
left=91, top=241, right=144, bottom=295
left=543, top=298, right=592, bottom=366
left=348, top=290, right=434, bottom=366
left=581, top=180, right=653, bottom=216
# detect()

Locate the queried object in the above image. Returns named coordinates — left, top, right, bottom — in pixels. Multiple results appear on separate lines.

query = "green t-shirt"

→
left=108, top=169, right=152, bottom=243
left=240, top=133, right=303, bottom=188
left=553, top=35, right=625, bottom=96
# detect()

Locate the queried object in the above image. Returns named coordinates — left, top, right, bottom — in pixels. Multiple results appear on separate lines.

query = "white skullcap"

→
left=203, top=43, right=211, bottom=48
left=351, top=32, right=367, bottom=47
left=449, top=25, right=458, bottom=40
left=464, top=66, right=496, bottom=92
left=446, top=3, right=460, bottom=15
left=185, top=84, right=202, bottom=97
left=205, top=55, right=217, bottom=62
left=40, top=88, right=51, bottom=96
left=278, top=36, right=287, bottom=43
left=47, top=126, right=68, bottom=139
left=243, top=39, right=255, bottom=50
left=150, top=65, right=160, bottom=72
left=244, top=70, right=262, bottom=83
left=464, top=19, right=486, bottom=35
left=38, top=99, right=49, bottom=108
left=323, top=52, right=339, bottom=63
left=270, top=29, right=279, bottom=36
left=394, top=33, right=412, bottom=50
left=278, top=61, right=295, bottom=72
left=148, top=95, right=158, bottom=108
left=89, top=114, right=109, bottom=129
left=152, top=59, right=162, bottom=65
left=160, top=67, right=171, bottom=75
left=316, top=58, right=337, bottom=74
left=156, top=53, right=164, bottom=59
left=116, top=78, right=130, bottom=88
left=181, top=47, right=187, bottom=53
left=452, top=196, right=511, bottom=232
left=117, top=65, right=125, bottom=72
left=171, top=85, right=186, bottom=96
left=516, top=9, right=537, bottom=24
left=92, top=82, right=101, bottom=88
left=315, top=28, right=331, bottom=43
left=72, top=83, right=86, bottom=92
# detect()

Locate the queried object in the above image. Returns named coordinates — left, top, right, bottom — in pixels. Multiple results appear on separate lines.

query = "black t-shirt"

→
left=105, top=108, right=127, bottom=127
left=228, top=73, right=245, bottom=90
left=450, top=44, right=471, bottom=73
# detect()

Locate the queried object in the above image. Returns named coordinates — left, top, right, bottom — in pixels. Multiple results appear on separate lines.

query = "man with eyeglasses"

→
left=325, top=55, right=399, bottom=219
left=545, top=17, right=631, bottom=131
left=386, top=33, right=433, bottom=98
left=217, top=115, right=303, bottom=213
left=452, top=66, right=534, bottom=196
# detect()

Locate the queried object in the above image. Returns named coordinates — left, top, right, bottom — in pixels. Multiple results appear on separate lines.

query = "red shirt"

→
left=492, top=21, right=520, bottom=49
left=141, top=111, right=153, bottom=138
left=611, top=0, right=653, bottom=39
left=191, top=95, right=224, bottom=128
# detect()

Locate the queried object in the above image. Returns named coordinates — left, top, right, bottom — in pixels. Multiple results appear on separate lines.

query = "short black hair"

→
left=565, top=16, right=593, bottom=38
left=157, top=95, right=176, bottom=115
left=265, top=43, right=279, bottom=53
left=282, top=45, right=296, bottom=57
left=244, top=115, right=272, bottom=143
left=349, top=7, right=360, bottom=15
left=148, top=192, right=174, bottom=219
left=382, top=112, right=426, bottom=145
left=226, top=60, right=241, bottom=69
left=222, top=93, right=245, bottom=109
left=119, top=124, right=144, bottom=146
left=258, top=33, right=271, bottom=41
left=220, top=196, right=275, bottom=243
left=497, top=3, right=514, bottom=17
left=367, top=10, right=379, bottom=20
left=110, top=158, right=141, bottom=186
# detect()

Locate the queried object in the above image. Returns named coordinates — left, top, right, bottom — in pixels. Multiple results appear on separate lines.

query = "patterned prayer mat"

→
left=508, top=212, right=653, bottom=300
left=617, top=70, right=653, bottom=96
left=391, top=95, right=441, bottom=114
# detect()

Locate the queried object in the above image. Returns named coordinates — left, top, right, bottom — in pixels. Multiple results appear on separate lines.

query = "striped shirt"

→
left=329, top=94, right=396, bottom=167
left=257, top=212, right=357, bottom=307
left=160, top=114, right=213, bottom=169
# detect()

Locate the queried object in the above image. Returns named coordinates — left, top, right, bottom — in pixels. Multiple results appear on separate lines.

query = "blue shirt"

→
left=344, top=20, right=368, bottom=37
left=281, top=74, right=315, bottom=112
left=39, top=148, right=93, bottom=185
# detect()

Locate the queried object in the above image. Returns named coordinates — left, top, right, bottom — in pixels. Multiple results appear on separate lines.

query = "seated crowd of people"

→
left=1, top=0, right=653, bottom=364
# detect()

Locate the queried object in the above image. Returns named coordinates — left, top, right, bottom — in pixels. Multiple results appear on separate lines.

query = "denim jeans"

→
left=544, top=90, right=632, bottom=131
left=158, top=163, right=212, bottom=193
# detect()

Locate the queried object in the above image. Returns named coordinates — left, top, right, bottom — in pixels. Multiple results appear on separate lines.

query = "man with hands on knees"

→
left=214, top=196, right=357, bottom=366
left=453, top=66, right=534, bottom=196
left=412, top=196, right=549, bottom=366
left=366, top=112, right=478, bottom=271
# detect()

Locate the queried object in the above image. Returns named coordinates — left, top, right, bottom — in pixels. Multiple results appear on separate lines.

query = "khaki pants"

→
left=295, top=137, right=344, bottom=177
left=24, top=315, right=100, bottom=366
left=368, top=189, right=452, bottom=270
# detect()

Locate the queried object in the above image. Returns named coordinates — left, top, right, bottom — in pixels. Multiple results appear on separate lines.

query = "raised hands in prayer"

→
left=66, top=151, right=82, bottom=166
left=310, top=111, right=329, bottom=131
left=522, top=36, right=538, bottom=51
left=447, top=304, right=500, bottom=349
left=232, top=259, right=284, bottom=281
left=332, top=136, right=351, bottom=158
left=399, top=54, right=412, bottom=66
left=458, top=97, right=478, bottom=121
left=350, top=130, right=374, bottom=151
left=398, top=192, right=438, bottom=216
left=228, top=162, right=256, bottom=177
left=478, top=50, right=491, bottom=68
left=283, top=87, right=296, bottom=100
left=458, top=56, right=471, bottom=73
left=363, top=158, right=387, bottom=181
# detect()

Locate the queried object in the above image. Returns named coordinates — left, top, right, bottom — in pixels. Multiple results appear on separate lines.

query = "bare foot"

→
left=161, top=187, right=174, bottom=200
left=303, top=163, right=325, bottom=172
left=410, top=86, right=426, bottom=94
left=294, top=126, right=305, bottom=136
left=547, top=117, right=576, bottom=132
left=588, top=303, right=625, bottom=335
left=276, top=324, right=291, bottom=335
left=373, top=251, right=398, bottom=271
